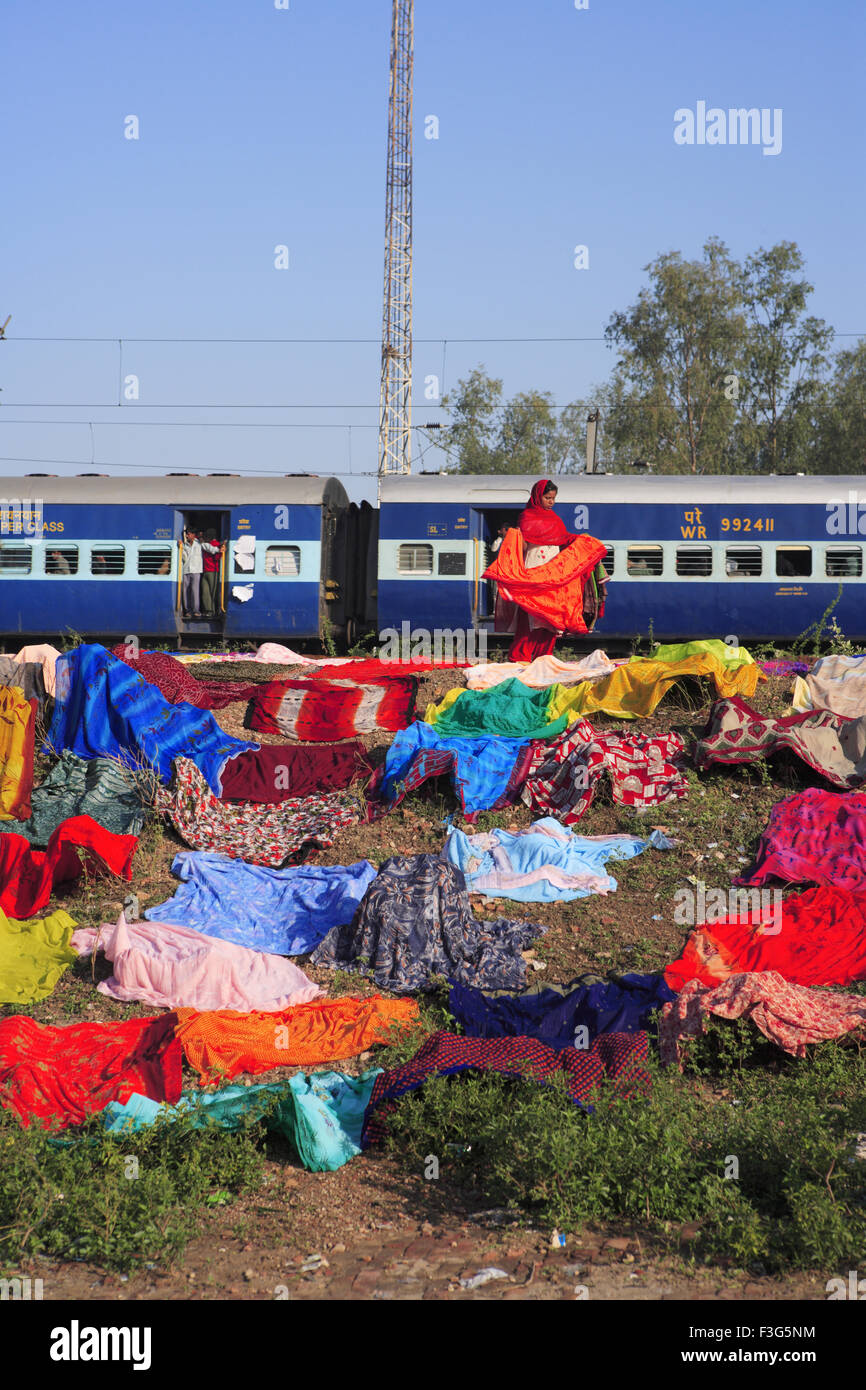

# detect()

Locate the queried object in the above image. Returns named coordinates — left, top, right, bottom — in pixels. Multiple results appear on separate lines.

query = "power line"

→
left=6, top=332, right=865, bottom=343
left=0, top=419, right=384, bottom=428
left=0, top=454, right=380, bottom=476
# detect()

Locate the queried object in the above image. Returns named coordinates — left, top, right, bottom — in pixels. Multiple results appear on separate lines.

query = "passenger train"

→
left=0, top=473, right=864, bottom=646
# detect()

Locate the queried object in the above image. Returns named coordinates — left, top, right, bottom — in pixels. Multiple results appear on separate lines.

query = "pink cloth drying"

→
left=71, top=913, right=323, bottom=1013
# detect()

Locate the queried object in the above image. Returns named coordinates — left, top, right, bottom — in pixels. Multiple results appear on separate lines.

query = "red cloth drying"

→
left=518, top=479, right=577, bottom=547
left=737, top=787, right=866, bottom=892
left=249, top=677, right=417, bottom=742
left=664, top=884, right=866, bottom=992
left=110, top=646, right=259, bottom=710
left=484, top=528, right=607, bottom=635
left=0, top=814, right=137, bottom=917
left=219, top=741, right=373, bottom=803
left=310, top=659, right=468, bottom=683
left=0, top=1012, right=182, bottom=1128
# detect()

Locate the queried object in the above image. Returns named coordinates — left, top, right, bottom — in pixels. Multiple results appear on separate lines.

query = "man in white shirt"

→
left=180, top=527, right=203, bottom=617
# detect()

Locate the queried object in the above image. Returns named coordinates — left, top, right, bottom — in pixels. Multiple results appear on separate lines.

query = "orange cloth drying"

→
left=483, top=528, right=607, bottom=635
left=175, top=994, right=421, bottom=1082
left=0, top=689, right=36, bottom=821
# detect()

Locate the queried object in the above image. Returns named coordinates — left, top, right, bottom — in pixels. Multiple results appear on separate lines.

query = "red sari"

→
left=507, top=481, right=577, bottom=662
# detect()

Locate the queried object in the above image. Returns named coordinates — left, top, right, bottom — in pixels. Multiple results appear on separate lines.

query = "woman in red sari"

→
left=498, top=479, right=603, bottom=662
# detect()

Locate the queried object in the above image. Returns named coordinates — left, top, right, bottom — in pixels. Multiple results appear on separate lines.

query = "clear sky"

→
left=2, top=0, right=863, bottom=502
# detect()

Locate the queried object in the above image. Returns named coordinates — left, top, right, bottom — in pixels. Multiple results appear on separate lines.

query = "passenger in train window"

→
left=200, top=529, right=224, bottom=617
left=180, top=527, right=203, bottom=617
left=627, top=556, right=650, bottom=575
left=47, top=549, right=70, bottom=575
left=491, top=523, right=509, bottom=555
left=92, top=552, right=108, bottom=574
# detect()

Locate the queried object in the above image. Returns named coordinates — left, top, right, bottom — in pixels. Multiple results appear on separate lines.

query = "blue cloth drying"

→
left=448, top=972, right=677, bottom=1050
left=145, top=851, right=378, bottom=955
left=376, top=721, right=530, bottom=815
left=101, top=1069, right=382, bottom=1171
left=45, top=643, right=256, bottom=796
left=443, top=818, right=669, bottom=902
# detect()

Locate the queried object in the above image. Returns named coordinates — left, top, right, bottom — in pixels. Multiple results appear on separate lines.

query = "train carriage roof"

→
left=0, top=476, right=349, bottom=508
left=378, top=474, right=866, bottom=506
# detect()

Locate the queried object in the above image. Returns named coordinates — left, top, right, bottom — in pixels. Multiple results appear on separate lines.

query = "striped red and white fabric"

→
left=248, top=676, right=417, bottom=742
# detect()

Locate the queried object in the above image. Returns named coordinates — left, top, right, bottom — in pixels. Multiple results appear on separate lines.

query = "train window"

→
left=91, top=547, right=125, bottom=576
left=602, top=547, right=615, bottom=576
left=725, top=546, right=761, bottom=577
left=265, top=545, right=301, bottom=577
left=775, top=546, right=811, bottom=578
left=438, top=552, right=466, bottom=576
left=676, top=546, right=712, bottom=577
left=826, top=546, right=862, bottom=578
left=398, top=544, right=433, bottom=575
left=626, top=546, right=663, bottom=576
left=138, top=547, right=172, bottom=576
left=45, top=546, right=79, bottom=575
left=0, top=545, right=32, bottom=574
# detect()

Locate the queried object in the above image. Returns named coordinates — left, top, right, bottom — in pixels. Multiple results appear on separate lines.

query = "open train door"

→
left=174, top=508, right=231, bottom=641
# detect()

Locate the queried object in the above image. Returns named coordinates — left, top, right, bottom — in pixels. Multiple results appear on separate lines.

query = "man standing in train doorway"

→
left=180, top=526, right=203, bottom=618
left=200, top=529, right=224, bottom=618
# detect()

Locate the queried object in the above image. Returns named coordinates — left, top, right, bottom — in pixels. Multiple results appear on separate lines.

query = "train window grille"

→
left=138, top=547, right=172, bottom=576
left=826, top=546, right=862, bottom=578
left=265, top=545, right=301, bottom=577
left=775, top=546, right=812, bottom=578
left=676, top=546, right=712, bottom=577
left=0, top=544, right=32, bottom=574
left=438, top=551, right=466, bottom=576
left=725, top=546, right=762, bottom=577
left=602, top=547, right=614, bottom=576
left=91, top=548, right=125, bottom=576
left=45, top=546, right=79, bottom=576
left=626, top=545, right=663, bottom=576
left=398, top=543, right=433, bottom=575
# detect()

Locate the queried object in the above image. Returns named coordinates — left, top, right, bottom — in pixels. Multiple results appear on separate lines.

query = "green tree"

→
left=810, top=339, right=866, bottom=474
left=432, top=367, right=588, bottom=474
left=735, top=243, right=833, bottom=473
left=603, top=237, right=746, bottom=473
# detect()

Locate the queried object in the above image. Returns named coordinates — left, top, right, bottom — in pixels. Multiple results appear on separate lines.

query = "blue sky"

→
left=2, top=0, right=863, bottom=502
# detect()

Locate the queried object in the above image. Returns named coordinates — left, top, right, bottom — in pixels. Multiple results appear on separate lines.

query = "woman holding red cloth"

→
left=494, top=480, right=608, bottom=662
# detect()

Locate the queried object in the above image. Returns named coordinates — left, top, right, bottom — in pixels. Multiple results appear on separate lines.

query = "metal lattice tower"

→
left=378, top=0, right=414, bottom=476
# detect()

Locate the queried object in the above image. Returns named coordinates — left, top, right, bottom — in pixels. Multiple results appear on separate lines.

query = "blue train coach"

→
left=0, top=475, right=364, bottom=644
left=378, top=473, right=866, bottom=643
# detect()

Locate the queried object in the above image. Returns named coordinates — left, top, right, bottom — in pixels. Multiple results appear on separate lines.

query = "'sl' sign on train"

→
left=1, top=472, right=864, bottom=646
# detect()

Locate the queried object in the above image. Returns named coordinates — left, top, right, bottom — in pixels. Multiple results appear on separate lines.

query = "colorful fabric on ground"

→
left=483, top=527, right=608, bottom=634
left=760, top=660, right=810, bottom=677
left=109, top=645, right=260, bottom=709
left=0, top=657, right=47, bottom=710
left=464, top=651, right=616, bottom=691
left=249, top=676, right=417, bottom=741
left=693, top=696, right=866, bottom=788
left=9, top=644, right=61, bottom=696
left=442, top=818, right=669, bottom=902
left=174, top=995, right=420, bottom=1082
left=370, top=722, right=530, bottom=816
left=664, top=885, right=866, bottom=991
left=0, top=750, right=147, bottom=847
left=520, top=720, right=688, bottom=825
left=659, top=972, right=866, bottom=1063
left=311, top=854, right=544, bottom=994
left=0, top=689, right=35, bottom=821
left=792, top=655, right=866, bottom=718
left=449, top=973, right=676, bottom=1049
left=424, top=679, right=571, bottom=741
left=362, top=1029, right=651, bottom=1141
left=0, top=908, right=77, bottom=1004
left=550, top=654, right=765, bottom=722
left=646, top=640, right=754, bottom=669
left=0, top=815, right=136, bottom=917
left=101, top=1069, right=382, bottom=1172
left=46, top=644, right=257, bottom=795
left=145, top=852, right=377, bottom=955
left=737, top=788, right=866, bottom=892
left=309, top=659, right=468, bottom=682
left=0, top=1012, right=182, bottom=1128
left=218, top=742, right=372, bottom=803
left=71, top=912, right=323, bottom=1012
left=155, top=757, right=362, bottom=866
